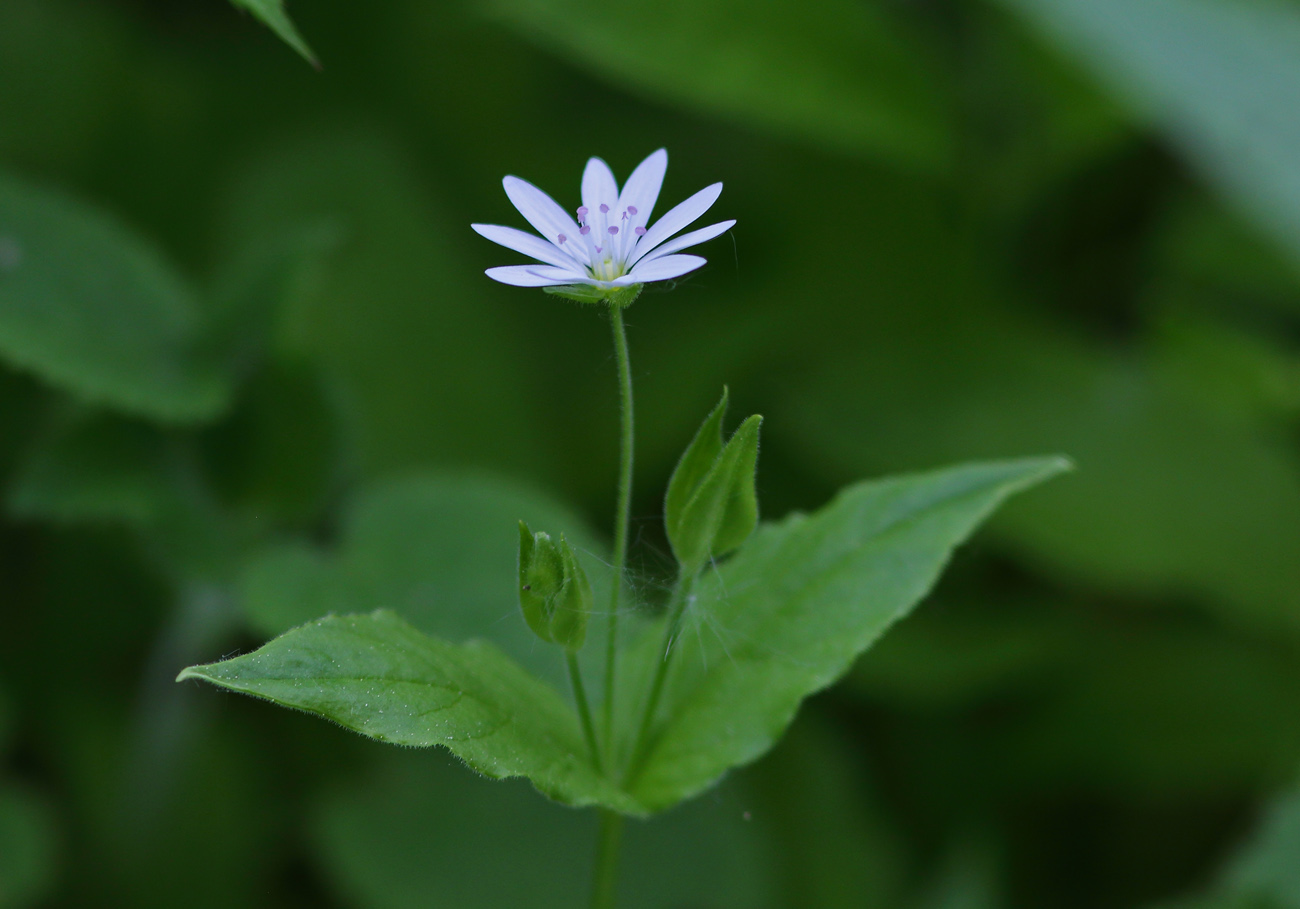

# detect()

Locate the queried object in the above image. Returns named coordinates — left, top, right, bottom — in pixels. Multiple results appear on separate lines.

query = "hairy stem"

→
left=567, top=652, right=603, bottom=774
left=590, top=809, right=626, bottom=909
left=602, top=305, right=635, bottom=752
left=624, top=569, right=697, bottom=782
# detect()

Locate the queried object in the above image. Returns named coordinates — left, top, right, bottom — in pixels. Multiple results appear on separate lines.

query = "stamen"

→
left=627, top=206, right=638, bottom=216
left=579, top=226, right=591, bottom=235
left=557, top=234, right=567, bottom=244
left=634, top=226, right=647, bottom=236
left=576, top=206, right=588, bottom=224
left=599, top=203, right=610, bottom=213
left=608, top=226, right=619, bottom=235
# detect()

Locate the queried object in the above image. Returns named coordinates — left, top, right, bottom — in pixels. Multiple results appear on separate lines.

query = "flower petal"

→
left=616, top=148, right=668, bottom=224
left=619, top=254, right=707, bottom=284
left=485, top=265, right=588, bottom=287
left=581, top=158, right=620, bottom=215
left=636, top=219, right=735, bottom=264
left=471, top=223, right=583, bottom=269
left=627, top=183, right=723, bottom=266
left=502, top=176, right=584, bottom=250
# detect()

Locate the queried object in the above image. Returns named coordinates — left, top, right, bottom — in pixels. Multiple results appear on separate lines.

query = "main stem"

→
left=624, top=569, right=697, bottom=783
left=602, top=305, right=635, bottom=752
left=590, top=809, right=625, bottom=909
left=567, top=653, right=602, bottom=774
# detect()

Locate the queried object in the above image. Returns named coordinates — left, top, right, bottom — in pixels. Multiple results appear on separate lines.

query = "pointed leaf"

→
left=671, top=412, right=763, bottom=570
left=664, top=389, right=728, bottom=551
left=709, top=414, right=762, bottom=559
left=178, top=610, right=641, bottom=814
left=229, top=0, right=318, bottom=66
left=624, top=457, right=1069, bottom=811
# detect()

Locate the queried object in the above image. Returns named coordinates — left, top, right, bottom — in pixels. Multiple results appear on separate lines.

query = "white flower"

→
left=471, top=149, right=734, bottom=295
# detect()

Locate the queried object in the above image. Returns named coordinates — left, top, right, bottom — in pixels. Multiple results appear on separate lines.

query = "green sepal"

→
left=665, top=390, right=763, bottom=572
left=517, top=521, right=592, bottom=651
left=542, top=284, right=643, bottom=308
left=552, top=535, right=593, bottom=652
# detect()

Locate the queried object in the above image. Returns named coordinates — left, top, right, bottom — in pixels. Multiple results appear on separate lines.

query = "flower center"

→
left=572, top=200, right=648, bottom=282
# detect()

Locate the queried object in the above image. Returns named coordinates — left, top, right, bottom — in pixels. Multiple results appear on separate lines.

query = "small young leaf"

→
left=624, top=456, right=1070, bottom=812
left=178, top=610, right=641, bottom=814
left=228, top=0, right=318, bottom=67
left=665, top=396, right=762, bottom=571
left=0, top=174, right=232, bottom=422
left=664, top=389, right=729, bottom=545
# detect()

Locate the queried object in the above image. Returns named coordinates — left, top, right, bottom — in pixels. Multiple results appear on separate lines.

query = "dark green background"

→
left=2, top=0, right=1300, bottom=906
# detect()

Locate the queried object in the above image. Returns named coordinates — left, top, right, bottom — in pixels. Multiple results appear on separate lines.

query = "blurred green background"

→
left=2, top=0, right=1300, bottom=906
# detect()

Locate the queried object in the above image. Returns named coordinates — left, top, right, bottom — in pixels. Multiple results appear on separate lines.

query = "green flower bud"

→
left=517, top=521, right=592, bottom=652
left=664, top=388, right=762, bottom=573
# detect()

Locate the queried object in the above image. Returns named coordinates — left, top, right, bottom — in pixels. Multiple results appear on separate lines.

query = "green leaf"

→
left=228, top=0, right=318, bottom=66
left=623, top=457, right=1069, bottom=811
left=482, top=0, right=952, bottom=171
left=0, top=174, right=231, bottom=422
left=996, top=0, right=1300, bottom=271
left=177, top=610, right=640, bottom=814
left=664, top=389, right=728, bottom=549
left=664, top=392, right=762, bottom=570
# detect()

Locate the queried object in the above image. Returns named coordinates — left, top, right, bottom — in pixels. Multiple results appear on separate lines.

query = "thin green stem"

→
left=567, top=652, right=603, bottom=774
left=624, top=569, right=697, bottom=783
left=602, top=305, right=635, bottom=752
left=590, top=809, right=626, bottom=909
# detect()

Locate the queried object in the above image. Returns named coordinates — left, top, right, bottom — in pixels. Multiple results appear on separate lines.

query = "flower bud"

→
left=517, top=521, right=592, bottom=652
left=664, top=388, right=762, bottom=572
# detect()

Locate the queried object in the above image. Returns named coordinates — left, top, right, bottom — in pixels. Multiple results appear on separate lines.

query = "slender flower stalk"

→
left=603, top=306, right=634, bottom=754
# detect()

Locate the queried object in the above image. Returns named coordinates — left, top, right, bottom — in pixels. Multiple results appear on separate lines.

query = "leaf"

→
left=177, top=610, right=641, bottom=814
left=623, top=457, right=1069, bottom=811
left=664, top=389, right=728, bottom=548
left=228, top=0, right=318, bottom=67
left=665, top=390, right=762, bottom=570
left=0, top=174, right=231, bottom=422
left=996, top=0, right=1300, bottom=272
left=482, top=0, right=953, bottom=171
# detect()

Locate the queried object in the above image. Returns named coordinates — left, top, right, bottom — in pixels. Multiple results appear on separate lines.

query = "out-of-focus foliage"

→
left=227, top=0, right=317, bottom=66
left=3, top=0, right=1300, bottom=905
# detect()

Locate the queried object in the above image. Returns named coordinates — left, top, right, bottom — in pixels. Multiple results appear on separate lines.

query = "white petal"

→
left=636, top=219, right=735, bottom=264
left=471, top=223, right=582, bottom=269
left=485, top=265, right=588, bottom=287
left=502, top=176, right=583, bottom=251
left=628, top=183, right=723, bottom=266
left=616, top=148, right=668, bottom=224
left=581, top=158, right=620, bottom=214
left=619, top=254, right=707, bottom=284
